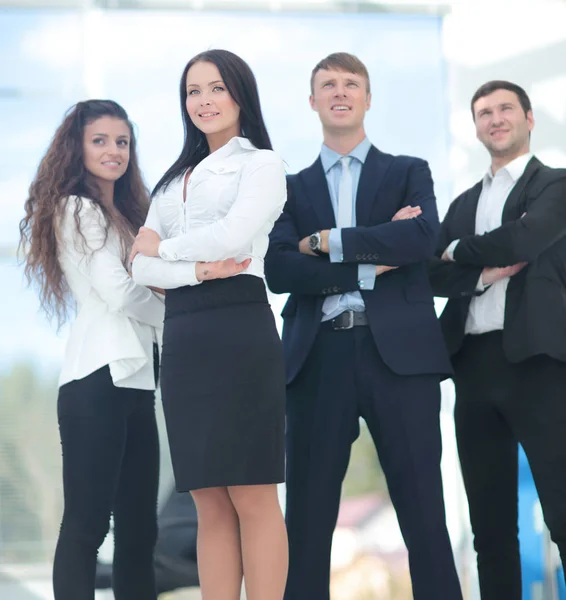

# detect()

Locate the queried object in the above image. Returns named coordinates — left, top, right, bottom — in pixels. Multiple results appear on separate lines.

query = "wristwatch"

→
left=308, top=231, right=323, bottom=255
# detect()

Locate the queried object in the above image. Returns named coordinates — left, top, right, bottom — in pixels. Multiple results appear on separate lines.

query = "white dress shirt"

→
left=450, top=153, right=532, bottom=335
left=57, top=196, right=165, bottom=390
left=132, top=136, right=287, bottom=289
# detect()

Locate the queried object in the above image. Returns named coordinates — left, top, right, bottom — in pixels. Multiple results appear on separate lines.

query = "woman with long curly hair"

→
left=20, top=99, right=167, bottom=600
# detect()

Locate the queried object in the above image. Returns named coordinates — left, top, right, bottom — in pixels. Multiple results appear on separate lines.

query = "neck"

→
left=206, top=127, right=241, bottom=154
left=491, top=146, right=530, bottom=175
left=322, top=127, right=366, bottom=156
left=98, top=179, right=115, bottom=210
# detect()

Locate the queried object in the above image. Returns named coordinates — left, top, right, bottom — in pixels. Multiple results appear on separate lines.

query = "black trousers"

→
left=53, top=366, right=160, bottom=600
left=284, top=324, right=462, bottom=600
left=453, top=331, right=566, bottom=600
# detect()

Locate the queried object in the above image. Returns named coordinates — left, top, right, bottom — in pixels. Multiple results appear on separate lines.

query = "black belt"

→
left=326, top=310, right=368, bottom=331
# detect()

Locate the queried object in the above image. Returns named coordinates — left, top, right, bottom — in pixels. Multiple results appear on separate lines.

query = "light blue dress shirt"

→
left=320, top=138, right=376, bottom=322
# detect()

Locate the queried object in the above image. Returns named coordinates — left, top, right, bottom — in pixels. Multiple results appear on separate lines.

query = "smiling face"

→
left=185, top=60, right=241, bottom=150
left=473, top=88, right=534, bottom=160
left=82, top=116, right=130, bottom=186
left=309, top=68, right=371, bottom=136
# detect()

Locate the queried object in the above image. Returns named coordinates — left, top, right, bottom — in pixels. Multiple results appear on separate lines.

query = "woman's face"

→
left=185, top=61, right=241, bottom=144
left=83, top=116, right=130, bottom=184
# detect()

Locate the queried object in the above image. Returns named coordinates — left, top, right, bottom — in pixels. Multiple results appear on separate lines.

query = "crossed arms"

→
left=265, top=159, right=440, bottom=296
left=429, top=176, right=566, bottom=298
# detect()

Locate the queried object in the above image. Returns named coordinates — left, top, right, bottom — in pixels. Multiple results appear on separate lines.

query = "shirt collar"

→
left=208, top=136, right=257, bottom=161
left=233, top=136, right=256, bottom=151
left=484, top=152, right=533, bottom=184
left=320, top=137, right=372, bottom=173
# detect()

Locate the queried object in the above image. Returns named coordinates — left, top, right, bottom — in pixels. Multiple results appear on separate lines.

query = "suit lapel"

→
left=501, top=156, right=543, bottom=223
left=460, top=182, right=482, bottom=236
left=299, top=157, right=336, bottom=228
left=356, top=146, right=391, bottom=226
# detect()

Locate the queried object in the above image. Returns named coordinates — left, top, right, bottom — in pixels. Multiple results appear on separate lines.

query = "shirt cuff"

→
left=475, top=273, right=492, bottom=293
left=358, top=264, right=376, bottom=291
left=328, top=228, right=344, bottom=263
left=445, top=239, right=460, bottom=261
left=158, top=239, right=178, bottom=261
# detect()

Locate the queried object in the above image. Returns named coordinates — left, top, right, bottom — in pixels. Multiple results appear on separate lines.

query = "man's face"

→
left=473, top=89, right=534, bottom=158
left=310, top=68, right=370, bottom=134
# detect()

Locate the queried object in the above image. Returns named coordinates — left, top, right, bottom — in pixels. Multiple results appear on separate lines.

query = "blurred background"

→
left=1, top=0, right=566, bottom=598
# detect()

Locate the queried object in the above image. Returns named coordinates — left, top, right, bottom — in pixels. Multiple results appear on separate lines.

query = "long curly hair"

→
left=19, top=99, right=150, bottom=327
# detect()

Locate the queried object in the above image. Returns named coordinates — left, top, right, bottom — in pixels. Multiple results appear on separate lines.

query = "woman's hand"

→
left=196, top=258, right=252, bottom=282
left=129, top=227, right=162, bottom=262
left=148, top=286, right=166, bottom=295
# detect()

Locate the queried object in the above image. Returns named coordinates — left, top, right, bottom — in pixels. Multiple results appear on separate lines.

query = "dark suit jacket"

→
left=428, top=157, right=566, bottom=362
left=264, top=146, right=452, bottom=385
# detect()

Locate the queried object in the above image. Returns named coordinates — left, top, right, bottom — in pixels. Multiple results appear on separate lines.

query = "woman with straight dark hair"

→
left=19, top=99, right=166, bottom=600
left=131, top=49, right=288, bottom=599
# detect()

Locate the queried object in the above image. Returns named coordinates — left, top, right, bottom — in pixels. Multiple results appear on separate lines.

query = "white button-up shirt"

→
left=132, top=136, right=286, bottom=289
left=57, top=196, right=165, bottom=390
left=462, top=153, right=532, bottom=334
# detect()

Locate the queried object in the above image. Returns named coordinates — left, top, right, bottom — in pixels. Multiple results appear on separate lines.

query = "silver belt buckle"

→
left=333, top=310, right=354, bottom=331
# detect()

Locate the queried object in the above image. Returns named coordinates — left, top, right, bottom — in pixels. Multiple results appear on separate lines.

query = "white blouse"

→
left=57, top=196, right=165, bottom=390
left=131, top=136, right=287, bottom=289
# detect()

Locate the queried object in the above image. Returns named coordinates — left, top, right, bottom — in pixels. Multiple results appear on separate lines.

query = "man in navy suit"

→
left=265, top=53, right=462, bottom=600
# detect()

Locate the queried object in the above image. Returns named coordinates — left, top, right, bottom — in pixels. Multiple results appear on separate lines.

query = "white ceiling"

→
left=0, top=0, right=452, bottom=13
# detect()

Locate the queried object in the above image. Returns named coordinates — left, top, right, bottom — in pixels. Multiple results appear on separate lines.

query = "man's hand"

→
left=129, top=227, right=162, bottom=262
left=299, top=236, right=316, bottom=256
left=481, top=262, right=528, bottom=286
left=196, top=258, right=252, bottom=282
left=375, top=265, right=398, bottom=276
left=299, top=230, right=331, bottom=255
left=392, top=205, right=422, bottom=221
left=319, top=230, right=330, bottom=253
left=299, top=205, right=420, bottom=258
left=371, top=206, right=420, bottom=275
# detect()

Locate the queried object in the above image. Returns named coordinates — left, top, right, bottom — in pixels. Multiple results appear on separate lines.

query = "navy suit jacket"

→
left=265, top=146, right=452, bottom=385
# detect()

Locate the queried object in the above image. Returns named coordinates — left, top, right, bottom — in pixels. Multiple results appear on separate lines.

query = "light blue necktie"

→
left=323, top=156, right=353, bottom=315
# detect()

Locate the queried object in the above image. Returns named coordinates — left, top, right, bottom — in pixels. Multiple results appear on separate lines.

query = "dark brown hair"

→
left=153, top=49, right=273, bottom=197
left=310, top=52, right=371, bottom=95
left=19, top=99, right=150, bottom=327
left=471, top=80, right=532, bottom=119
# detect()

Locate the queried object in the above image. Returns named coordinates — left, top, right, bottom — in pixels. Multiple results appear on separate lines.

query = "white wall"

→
left=443, top=3, right=566, bottom=210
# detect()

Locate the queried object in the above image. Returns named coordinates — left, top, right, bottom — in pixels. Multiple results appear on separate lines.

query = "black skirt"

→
left=160, top=275, right=286, bottom=492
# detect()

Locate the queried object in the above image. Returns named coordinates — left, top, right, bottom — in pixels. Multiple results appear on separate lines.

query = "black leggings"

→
left=53, top=366, right=160, bottom=600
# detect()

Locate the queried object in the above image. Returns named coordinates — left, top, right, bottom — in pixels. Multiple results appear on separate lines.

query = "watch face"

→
left=308, top=234, right=319, bottom=251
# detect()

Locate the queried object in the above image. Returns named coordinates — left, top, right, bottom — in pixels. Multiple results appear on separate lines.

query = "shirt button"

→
left=359, top=281, right=365, bottom=289
left=218, top=167, right=224, bottom=172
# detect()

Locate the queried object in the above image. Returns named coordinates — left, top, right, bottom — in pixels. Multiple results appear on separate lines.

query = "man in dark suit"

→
left=265, top=52, right=462, bottom=600
left=429, top=80, right=566, bottom=599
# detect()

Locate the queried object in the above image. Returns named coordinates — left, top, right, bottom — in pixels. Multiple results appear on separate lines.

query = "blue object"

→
left=518, top=445, right=566, bottom=599
left=558, top=567, right=566, bottom=600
